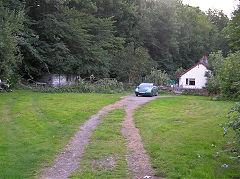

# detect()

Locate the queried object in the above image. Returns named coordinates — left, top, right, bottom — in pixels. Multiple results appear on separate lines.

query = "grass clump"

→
left=71, top=109, right=129, bottom=178
left=135, top=96, right=240, bottom=178
left=0, top=90, right=122, bottom=178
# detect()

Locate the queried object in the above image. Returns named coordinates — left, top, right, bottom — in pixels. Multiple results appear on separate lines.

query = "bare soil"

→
left=174, top=121, right=187, bottom=123
left=91, top=154, right=119, bottom=172
left=40, top=94, right=171, bottom=179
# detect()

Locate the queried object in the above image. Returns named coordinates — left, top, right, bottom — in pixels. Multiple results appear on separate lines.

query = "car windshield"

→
left=138, top=84, right=153, bottom=88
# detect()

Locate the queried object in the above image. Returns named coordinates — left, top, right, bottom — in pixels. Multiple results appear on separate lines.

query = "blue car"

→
left=135, top=83, right=158, bottom=97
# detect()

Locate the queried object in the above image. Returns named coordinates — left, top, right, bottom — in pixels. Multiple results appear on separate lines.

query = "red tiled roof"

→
left=179, top=62, right=206, bottom=77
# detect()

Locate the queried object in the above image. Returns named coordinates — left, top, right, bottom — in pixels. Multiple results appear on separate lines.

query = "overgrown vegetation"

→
left=224, top=103, right=240, bottom=155
left=36, top=78, right=124, bottom=94
left=206, top=51, right=240, bottom=100
left=0, top=91, right=122, bottom=178
left=135, top=96, right=239, bottom=178
left=0, top=2, right=24, bottom=80
left=144, top=68, right=170, bottom=86
left=1, top=0, right=238, bottom=85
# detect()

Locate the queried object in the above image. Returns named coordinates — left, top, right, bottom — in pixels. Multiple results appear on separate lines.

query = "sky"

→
left=182, top=0, right=239, bottom=17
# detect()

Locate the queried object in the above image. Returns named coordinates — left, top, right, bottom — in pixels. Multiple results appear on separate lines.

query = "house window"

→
left=186, top=78, right=195, bottom=86
left=189, top=78, right=195, bottom=85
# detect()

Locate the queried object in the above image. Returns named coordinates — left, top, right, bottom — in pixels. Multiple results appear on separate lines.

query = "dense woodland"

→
left=0, top=0, right=239, bottom=84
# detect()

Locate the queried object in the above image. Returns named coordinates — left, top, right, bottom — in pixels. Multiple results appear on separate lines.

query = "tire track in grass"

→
left=40, top=97, right=127, bottom=179
left=70, top=109, right=128, bottom=178
left=121, top=96, right=171, bottom=179
left=40, top=95, right=171, bottom=179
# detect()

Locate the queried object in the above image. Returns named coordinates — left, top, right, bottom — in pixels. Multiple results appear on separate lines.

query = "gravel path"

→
left=40, top=94, right=171, bottom=179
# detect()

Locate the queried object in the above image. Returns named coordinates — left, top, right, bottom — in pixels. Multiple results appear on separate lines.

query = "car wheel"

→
left=155, top=92, right=158, bottom=96
left=136, top=94, right=138, bottom=96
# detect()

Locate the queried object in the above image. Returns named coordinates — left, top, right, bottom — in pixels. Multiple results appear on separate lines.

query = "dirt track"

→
left=40, top=94, right=171, bottom=179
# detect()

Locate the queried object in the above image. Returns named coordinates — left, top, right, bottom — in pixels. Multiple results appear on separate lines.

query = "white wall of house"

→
left=179, top=63, right=208, bottom=89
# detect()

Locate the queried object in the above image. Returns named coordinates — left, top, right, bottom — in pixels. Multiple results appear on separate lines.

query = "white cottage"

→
left=179, top=62, right=208, bottom=89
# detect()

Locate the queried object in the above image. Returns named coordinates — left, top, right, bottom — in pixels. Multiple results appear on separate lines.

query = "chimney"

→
left=200, top=56, right=208, bottom=65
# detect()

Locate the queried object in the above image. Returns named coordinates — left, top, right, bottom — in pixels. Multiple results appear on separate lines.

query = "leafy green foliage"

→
left=0, top=4, right=24, bottom=79
left=94, top=0, right=138, bottom=43
left=177, top=5, right=219, bottom=68
left=145, top=68, right=170, bottom=86
left=206, top=51, right=240, bottom=100
left=21, top=0, right=124, bottom=79
left=37, top=78, right=123, bottom=94
left=225, top=5, right=240, bottom=51
left=138, top=0, right=180, bottom=71
left=205, top=51, right=223, bottom=95
left=172, top=67, right=185, bottom=82
left=218, top=53, right=240, bottom=100
left=1, top=0, right=236, bottom=85
left=207, top=9, right=230, bottom=56
left=225, top=103, right=240, bottom=154
left=111, top=42, right=156, bottom=83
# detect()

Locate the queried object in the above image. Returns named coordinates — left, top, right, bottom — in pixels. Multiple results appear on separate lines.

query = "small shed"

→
left=37, top=74, right=78, bottom=87
left=179, top=62, right=208, bottom=89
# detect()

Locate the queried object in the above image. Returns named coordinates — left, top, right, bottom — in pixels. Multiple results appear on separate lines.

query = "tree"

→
left=207, top=9, right=230, bottom=56
left=93, top=0, right=138, bottom=44
left=176, top=4, right=220, bottom=69
left=206, top=51, right=240, bottom=100
left=20, top=0, right=124, bottom=79
left=139, top=0, right=180, bottom=72
left=172, top=67, right=185, bottom=83
left=225, top=4, right=240, bottom=51
left=207, top=9, right=229, bottom=31
left=205, top=51, right=224, bottom=95
left=0, top=2, right=24, bottom=80
left=145, top=68, right=170, bottom=86
left=218, top=52, right=240, bottom=100
left=111, top=42, right=156, bottom=83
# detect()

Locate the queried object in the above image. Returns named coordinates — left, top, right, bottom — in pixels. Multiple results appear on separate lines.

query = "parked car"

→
left=135, top=83, right=158, bottom=97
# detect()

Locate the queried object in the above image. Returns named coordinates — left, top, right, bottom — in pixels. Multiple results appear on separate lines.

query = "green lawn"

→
left=135, top=96, right=239, bottom=178
left=1, top=91, right=239, bottom=178
left=71, top=109, right=129, bottom=178
left=0, top=90, right=122, bottom=179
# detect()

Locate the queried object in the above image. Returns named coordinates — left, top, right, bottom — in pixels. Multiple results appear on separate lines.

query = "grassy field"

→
left=1, top=90, right=239, bottom=178
left=0, top=90, right=122, bottom=178
left=71, top=109, right=129, bottom=178
left=135, top=96, right=239, bottom=178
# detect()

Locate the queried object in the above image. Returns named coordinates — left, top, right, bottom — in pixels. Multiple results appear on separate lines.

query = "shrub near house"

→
left=206, top=51, right=240, bottom=100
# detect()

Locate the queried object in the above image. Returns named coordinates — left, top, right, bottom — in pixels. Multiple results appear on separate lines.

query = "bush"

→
left=206, top=51, right=240, bottom=100
left=145, top=68, right=170, bottom=86
left=36, top=78, right=123, bottom=94
left=181, top=88, right=209, bottom=96
left=224, top=102, right=240, bottom=155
